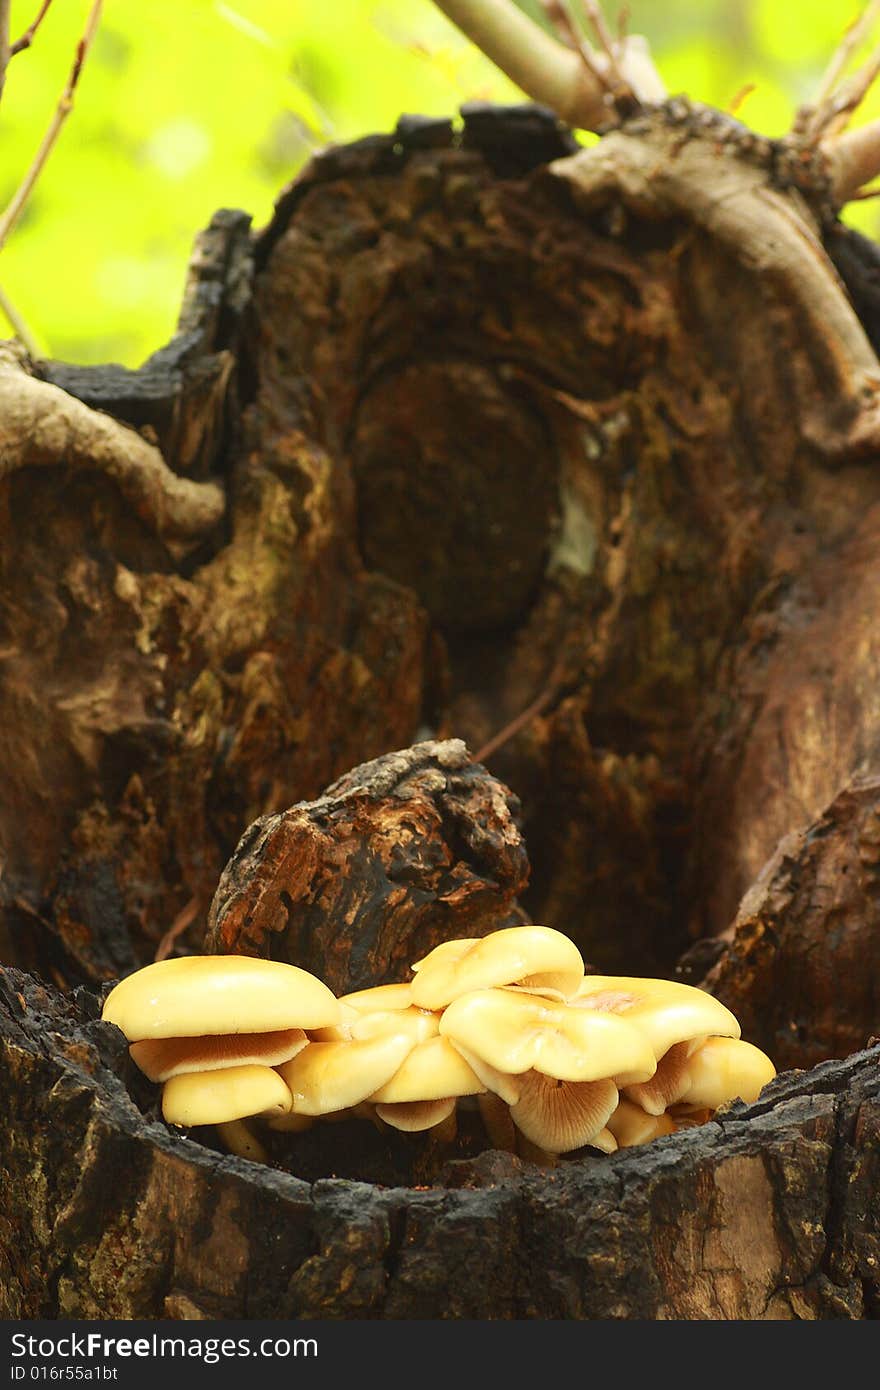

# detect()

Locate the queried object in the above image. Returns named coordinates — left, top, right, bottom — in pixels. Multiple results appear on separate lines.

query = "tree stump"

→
left=2, top=103, right=880, bottom=1318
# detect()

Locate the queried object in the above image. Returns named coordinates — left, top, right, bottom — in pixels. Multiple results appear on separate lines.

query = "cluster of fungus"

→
left=101, top=926, right=776, bottom=1167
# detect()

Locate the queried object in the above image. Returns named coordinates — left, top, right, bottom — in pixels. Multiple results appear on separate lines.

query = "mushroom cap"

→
left=622, top=1039, right=695, bottom=1115
left=310, top=984, right=429, bottom=1043
left=265, top=1110, right=315, bottom=1133
left=571, top=975, right=740, bottom=1059
left=409, top=926, right=585, bottom=1010
left=341, top=982, right=415, bottom=1013
left=439, top=987, right=656, bottom=1083
left=161, top=1063, right=292, bottom=1127
left=348, top=1005, right=439, bottom=1046
left=678, top=1036, right=776, bottom=1110
left=102, top=955, right=340, bottom=1040
left=606, top=1097, right=677, bottom=1147
left=276, top=1031, right=416, bottom=1115
left=508, top=1072, right=620, bottom=1153
left=368, top=1035, right=485, bottom=1103
left=373, top=1097, right=458, bottom=1132
left=129, top=1027, right=309, bottom=1082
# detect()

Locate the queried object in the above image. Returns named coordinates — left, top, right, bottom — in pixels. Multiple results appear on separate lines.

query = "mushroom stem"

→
left=215, top=1119, right=269, bottom=1164
left=477, top=1091, right=517, bottom=1152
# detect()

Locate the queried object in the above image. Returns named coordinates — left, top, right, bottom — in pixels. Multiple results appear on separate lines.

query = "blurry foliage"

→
left=2, top=0, right=880, bottom=365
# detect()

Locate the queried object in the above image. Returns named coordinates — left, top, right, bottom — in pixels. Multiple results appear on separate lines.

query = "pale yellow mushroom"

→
left=276, top=1031, right=416, bottom=1116
left=481, top=1084, right=611, bottom=1162
left=572, top=975, right=741, bottom=1058
left=409, top=926, right=586, bottom=1010
left=506, top=1070, right=621, bottom=1154
left=369, top=1035, right=485, bottom=1134
left=129, top=1027, right=309, bottom=1082
left=676, top=1036, right=777, bottom=1110
left=439, top=987, right=657, bottom=1156
left=439, top=988, right=656, bottom=1086
left=606, top=1097, right=677, bottom=1148
left=161, top=1063, right=293, bottom=1127
left=341, top=982, right=416, bottom=1013
left=571, top=974, right=742, bottom=1111
left=373, top=1097, right=459, bottom=1134
left=349, top=1006, right=439, bottom=1047
left=622, top=1040, right=696, bottom=1116
left=265, top=1110, right=316, bottom=1134
left=477, top=1091, right=517, bottom=1152
left=102, top=954, right=341, bottom=1040
left=309, top=983, right=430, bottom=1043
left=626, top=1035, right=776, bottom=1116
left=515, top=1134, right=562, bottom=1167
left=215, top=1118, right=270, bottom=1164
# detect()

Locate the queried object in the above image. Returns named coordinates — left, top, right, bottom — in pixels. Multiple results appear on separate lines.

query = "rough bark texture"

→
left=205, top=738, right=529, bottom=994
left=2, top=102, right=880, bottom=1318
left=1, top=965, right=877, bottom=1320
left=693, top=773, right=880, bottom=1072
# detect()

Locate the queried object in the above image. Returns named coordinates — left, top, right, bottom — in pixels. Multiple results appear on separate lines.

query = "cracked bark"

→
left=1, top=103, right=880, bottom=1317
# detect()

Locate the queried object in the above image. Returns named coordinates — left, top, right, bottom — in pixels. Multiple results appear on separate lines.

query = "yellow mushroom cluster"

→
left=101, top=926, right=776, bottom=1165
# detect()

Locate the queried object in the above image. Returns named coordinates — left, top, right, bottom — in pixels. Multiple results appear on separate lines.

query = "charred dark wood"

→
left=34, top=208, right=253, bottom=479
left=205, top=738, right=529, bottom=993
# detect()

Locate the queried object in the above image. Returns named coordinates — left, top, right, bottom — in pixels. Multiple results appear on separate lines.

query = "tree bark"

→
left=2, top=102, right=880, bottom=1318
left=1, top=961, right=877, bottom=1319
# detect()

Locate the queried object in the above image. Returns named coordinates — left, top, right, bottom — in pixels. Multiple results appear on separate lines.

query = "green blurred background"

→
left=3, top=0, right=880, bottom=365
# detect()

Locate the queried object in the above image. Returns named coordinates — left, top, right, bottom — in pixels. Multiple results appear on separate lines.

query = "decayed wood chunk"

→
left=205, top=738, right=529, bottom=995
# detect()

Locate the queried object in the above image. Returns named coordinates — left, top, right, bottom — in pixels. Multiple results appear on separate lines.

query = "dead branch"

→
left=0, top=344, right=224, bottom=543
left=431, top=0, right=663, bottom=131
left=795, top=0, right=880, bottom=140
left=788, top=2, right=880, bottom=205
left=826, top=114, right=880, bottom=202
left=0, top=0, right=9, bottom=104
left=9, top=0, right=55, bottom=56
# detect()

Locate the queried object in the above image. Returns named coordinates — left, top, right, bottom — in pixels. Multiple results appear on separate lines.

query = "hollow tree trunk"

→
left=1, top=103, right=879, bottom=1319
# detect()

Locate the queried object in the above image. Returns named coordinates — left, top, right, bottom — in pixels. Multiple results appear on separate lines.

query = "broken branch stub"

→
left=204, top=740, right=530, bottom=995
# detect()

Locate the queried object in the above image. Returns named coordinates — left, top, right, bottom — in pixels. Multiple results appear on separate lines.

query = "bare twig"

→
left=826, top=114, right=880, bottom=202
left=797, top=0, right=880, bottom=139
left=788, top=2, right=880, bottom=206
left=154, top=896, right=200, bottom=962
left=540, top=0, right=577, bottom=50
left=431, top=0, right=663, bottom=131
left=823, top=40, right=880, bottom=135
left=579, top=0, right=618, bottom=69
left=540, top=0, right=619, bottom=103
left=433, top=0, right=611, bottom=128
left=10, top=0, right=54, bottom=56
left=0, top=281, right=40, bottom=357
left=0, top=0, right=103, bottom=255
left=0, top=0, right=11, bottom=105
left=474, top=666, right=565, bottom=763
